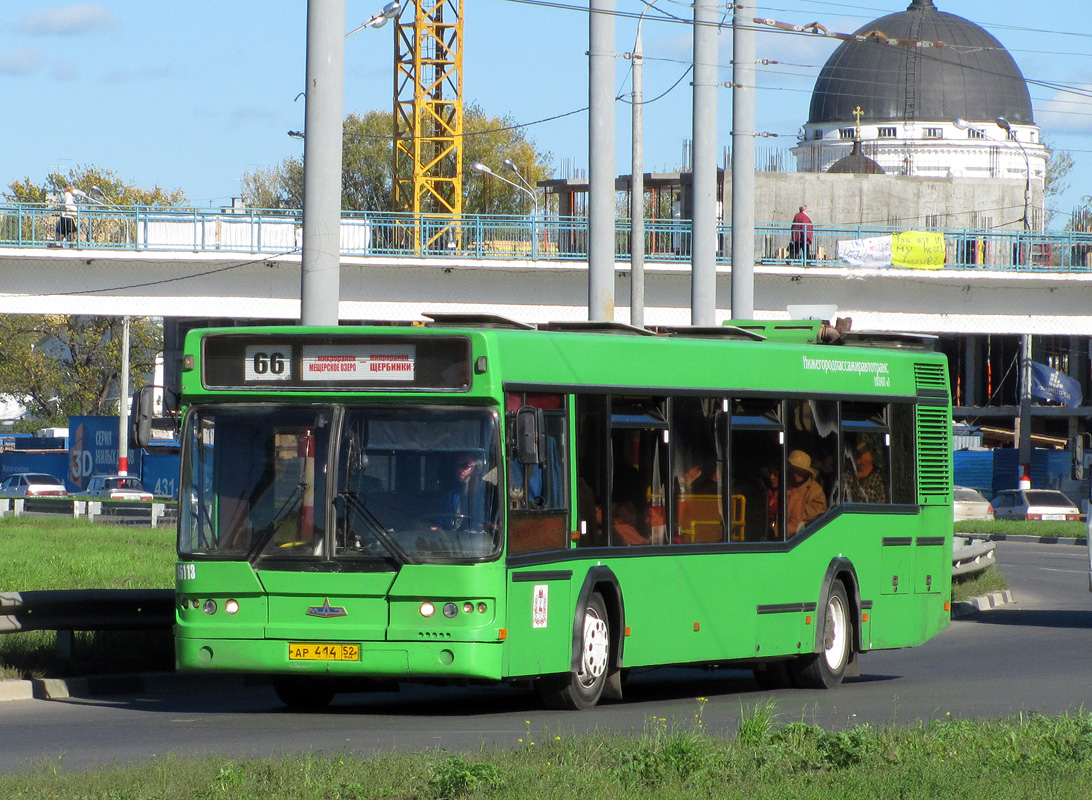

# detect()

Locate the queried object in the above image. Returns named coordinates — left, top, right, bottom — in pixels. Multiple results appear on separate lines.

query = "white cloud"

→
left=1036, top=85, right=1092, bottom=135
left=0, top=46, right=43, bottom=76
left=18, top=4, right=117, bottom=36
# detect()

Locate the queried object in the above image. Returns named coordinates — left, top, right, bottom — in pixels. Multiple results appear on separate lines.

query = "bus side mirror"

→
left=131, top=385, right=154, bottom=448
left=515, top=406, right=546, bottom=466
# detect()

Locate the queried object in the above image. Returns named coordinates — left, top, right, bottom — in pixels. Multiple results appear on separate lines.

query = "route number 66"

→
left=245, top=345, right=291, bottom=381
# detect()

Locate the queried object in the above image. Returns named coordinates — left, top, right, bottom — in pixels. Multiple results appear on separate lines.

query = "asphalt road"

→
left=2, top=539, right=1091, bottom=772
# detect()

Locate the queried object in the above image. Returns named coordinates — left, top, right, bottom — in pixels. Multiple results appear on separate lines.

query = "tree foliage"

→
left=241, top=103, right=552, bottom=215
left=1042, top=136, right=1073, bottom=227
left=0, top=316, right=161, bottom=430
left=4, top=165, right=187, bottom=207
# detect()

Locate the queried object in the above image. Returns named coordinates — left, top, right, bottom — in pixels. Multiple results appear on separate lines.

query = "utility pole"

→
left=630, top=20, right=645, bottom=328
left=118, top=316, right=130, bottom=477
left=300, top=0, right=346, bottom=326
left=730, top=0, right=755, bottom=320
left=691, top=0, right=717, bottom=326
left=1018, top=334, right=1033, bottom=480
left=589, top=0, right=615, bottom=321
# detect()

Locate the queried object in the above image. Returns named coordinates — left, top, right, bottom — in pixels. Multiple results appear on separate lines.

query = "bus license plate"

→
left=288, top=643, right=360, bottom=661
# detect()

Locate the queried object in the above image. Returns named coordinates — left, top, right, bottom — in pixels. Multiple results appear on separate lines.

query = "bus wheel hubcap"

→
left=578, top=610, right=609, bottom=685
left=823, top=596, right=848, bottom=670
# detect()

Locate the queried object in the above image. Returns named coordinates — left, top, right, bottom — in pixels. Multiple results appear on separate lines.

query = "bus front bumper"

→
left=175, top=635, right=504, bottom=681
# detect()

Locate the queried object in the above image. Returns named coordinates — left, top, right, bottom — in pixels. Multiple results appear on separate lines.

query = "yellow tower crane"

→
left=394, top=0, right=463, bottom=250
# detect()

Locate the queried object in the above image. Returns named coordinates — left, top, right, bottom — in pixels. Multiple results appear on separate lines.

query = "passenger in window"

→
left=612, top=500, right=649, bottom=546
left=679, top=461, right=718, bottom=496
left=765, top=464, right=781, bottom=540
left=786, top=450, right=827, bottom=536
left=852, top=436, right=888, bottom=503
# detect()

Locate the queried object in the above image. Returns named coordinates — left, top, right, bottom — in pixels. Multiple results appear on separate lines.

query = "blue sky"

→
left=1, top=1, right=1089, bottom=224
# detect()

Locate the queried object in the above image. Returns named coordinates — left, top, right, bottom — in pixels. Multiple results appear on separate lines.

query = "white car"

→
left=79, top=474, right=154, bottom=501
left=0, top=472, right=68, bottom=497
left=953, top=486, right=994, bottom=521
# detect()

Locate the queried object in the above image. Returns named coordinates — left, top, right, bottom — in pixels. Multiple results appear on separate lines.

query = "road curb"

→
left=0, top=672, right=253, bottom=703
left=951, top=589, right=1015, bottom=618
left=956, top=532, right=1086, bottom=546
left=0, top=679, right=34, bottom=702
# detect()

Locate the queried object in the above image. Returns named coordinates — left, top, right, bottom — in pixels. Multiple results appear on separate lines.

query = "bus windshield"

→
left=179, top=404, right=502, bottom=564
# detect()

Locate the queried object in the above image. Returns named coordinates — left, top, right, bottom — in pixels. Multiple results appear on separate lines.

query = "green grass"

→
left=0, top=516, right=175, bottom=590
left=951, top=565, right=1009, bottom=602
left=955, top=519, right=1087, bottom=539
left=0, top=517, right=176, bottom=680
left=4, top=704, right=1092, bottom=797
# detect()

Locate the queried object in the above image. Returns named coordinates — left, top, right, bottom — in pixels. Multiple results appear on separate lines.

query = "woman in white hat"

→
left=786, top=449, right=826, bottom=536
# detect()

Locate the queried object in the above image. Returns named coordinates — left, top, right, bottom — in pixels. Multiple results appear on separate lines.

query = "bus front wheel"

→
left=536, top=592, right=610, bottom=710
left=792, top=580, right=852, bottom=689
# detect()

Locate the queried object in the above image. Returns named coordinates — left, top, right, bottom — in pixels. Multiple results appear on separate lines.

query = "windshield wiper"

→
left=247, top=481, right=307, bottom=560
left=337, top=491, right=415, bottom=565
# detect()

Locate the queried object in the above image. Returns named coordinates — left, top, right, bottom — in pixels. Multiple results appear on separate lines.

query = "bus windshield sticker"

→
left=301, top=344, right=417, bottom=382
left=533, top=585, right=549, bottom=628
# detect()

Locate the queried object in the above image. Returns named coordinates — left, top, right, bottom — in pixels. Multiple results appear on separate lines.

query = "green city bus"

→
left=169, top=315, right=952, bottom=710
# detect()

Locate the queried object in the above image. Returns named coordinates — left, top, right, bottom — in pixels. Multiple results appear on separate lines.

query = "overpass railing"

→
left=4, top=202, right=1092, bottom=272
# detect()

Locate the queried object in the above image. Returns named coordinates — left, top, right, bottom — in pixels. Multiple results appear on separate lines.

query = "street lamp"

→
left=299, top=1, right=399, bottom=327
left=471, top=161, right=540, bottom=259
left=346, top=1, right=400, bottom=37
left=953, top=117, right=1031, bottom=231
left=501, top=159, right=538, bottom=196
left=995, top=117, right=1032, bottom=232
left=472, top=161, right=539, bottom=217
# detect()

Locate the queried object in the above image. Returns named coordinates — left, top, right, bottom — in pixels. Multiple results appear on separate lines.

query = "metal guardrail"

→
left=953, top=536, right=997, bottom=577
left=0, top=589, right=174, bottom=634
left=0, top=497, right=175, bottom=527
left=4, top=201, right=1091, bottom=272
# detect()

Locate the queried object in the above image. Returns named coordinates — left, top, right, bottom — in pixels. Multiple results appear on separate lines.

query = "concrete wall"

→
left=726, top=172, right=1040, bottom=232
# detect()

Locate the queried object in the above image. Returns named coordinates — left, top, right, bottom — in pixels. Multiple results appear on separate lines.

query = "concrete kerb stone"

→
left=951, top=589, right=1015, bottom=618
left=956, top=532, right=1086, bottom=546
left=0, top=672, right=251, bottom=703
left=0, top=679, right=34, bottom=702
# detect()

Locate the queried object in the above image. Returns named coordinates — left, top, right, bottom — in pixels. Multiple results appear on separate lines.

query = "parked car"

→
left=78, top=474, right=154, bottom=501
left=954, top=486, right=994, bottom=521
left=0, top=473, right=68, bottom=497
left=991, top=489, right=1082, bottom=521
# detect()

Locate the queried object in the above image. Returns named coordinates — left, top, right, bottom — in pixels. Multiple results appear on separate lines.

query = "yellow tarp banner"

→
left=890, top=231, right=945, bottom=269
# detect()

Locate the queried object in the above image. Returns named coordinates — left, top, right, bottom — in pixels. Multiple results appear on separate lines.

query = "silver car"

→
left=78, top=474, right=154, bottom=501
left=0, top=472, right=68, bottom=497
left=991, top=489, right=1081, bottom=521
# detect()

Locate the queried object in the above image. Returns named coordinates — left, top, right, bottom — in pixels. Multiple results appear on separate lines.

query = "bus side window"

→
left=672, top=396, right=725, bottom=544
left=729, top=398, right=784, bottom=542
left=889, top=403, right=916, bottom=504
left=575, top=395, right=608, bottom=547
left=506, top=393, right=570, bottom=555
left=842, top=402, right=891, bottom=504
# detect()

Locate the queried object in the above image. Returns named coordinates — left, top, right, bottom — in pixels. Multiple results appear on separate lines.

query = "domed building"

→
left=791, top=0, right=1047, bottom=226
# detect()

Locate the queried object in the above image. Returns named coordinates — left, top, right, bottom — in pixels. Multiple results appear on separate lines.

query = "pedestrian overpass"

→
left=3, top=202, right=1091, bottom=335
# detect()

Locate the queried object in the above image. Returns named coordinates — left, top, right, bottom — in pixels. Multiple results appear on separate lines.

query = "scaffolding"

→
left=394, top=0, right=463, bottom=250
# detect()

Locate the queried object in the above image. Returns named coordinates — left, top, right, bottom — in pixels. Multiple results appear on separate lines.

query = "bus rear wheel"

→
left=273, top=676, right=337, bottom=710
left=792, top=580, right=852, bottom=689
left=536, top=592, right=610, bottom=710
